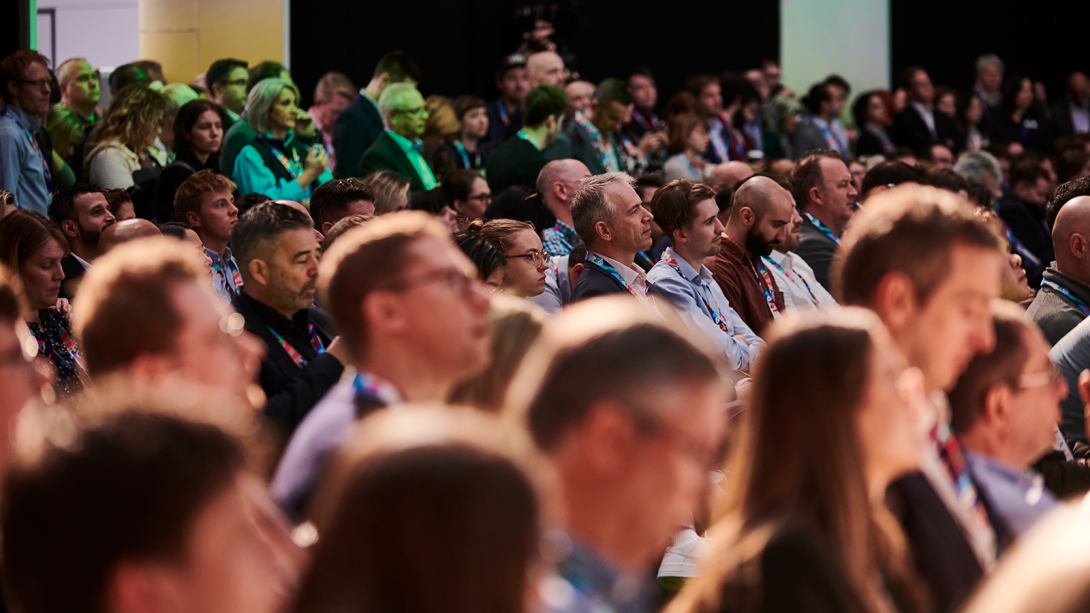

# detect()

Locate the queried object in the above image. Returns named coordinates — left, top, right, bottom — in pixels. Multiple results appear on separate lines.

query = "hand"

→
left=52, top=297, right=71, bottom=320
left=294, top=110, right=316, bottom=137
left=637, top=132, right=667, bottom=157
left=325, top=335, right=350, bottom=365
left=1080, top=369, right=1090, bottom=441
left=303, top=145, right=328, bottom=177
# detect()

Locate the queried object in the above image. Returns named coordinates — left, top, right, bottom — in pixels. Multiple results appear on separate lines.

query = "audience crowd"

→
left=4, top=16, right=1090, bottom=613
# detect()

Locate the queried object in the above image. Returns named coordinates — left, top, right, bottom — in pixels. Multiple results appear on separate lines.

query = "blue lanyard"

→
left=453, top=140, right=480, bottom=169
left=1042, top=280, right=1090, bottom=315
left=805, top=213, right=840, bottom=244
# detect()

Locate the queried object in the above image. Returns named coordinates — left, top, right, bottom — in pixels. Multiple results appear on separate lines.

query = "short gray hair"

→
left=954, top=150, right=1003, bottom=186
left=975, top=54, right=1004, bottom=77
left=246, top=78, right=301, bottom=135
left=377, top=83, right=420, bottom=128
left=570, top=172, right=634, bottom=248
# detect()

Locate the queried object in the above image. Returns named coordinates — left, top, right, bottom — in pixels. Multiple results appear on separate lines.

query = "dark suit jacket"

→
left=232, top=293, right=345, bottom=432
left=893, top=105, right=962, bottom=154
left=358, top=131, right=430, bottom=194
left=856, top=127, right=893, bottom=156
left=995, top=193, right=1053, bottom=279
left=790, top=120, right=830, bottom=160
left=886, top=473, right=984, bottom=613
left=60, top=253, right=88, bottom=300
left=794, top=216, right=839, bottom=291
left=570, top=258, right=629, bottom=302
left=1051, top=99, right=1078, bottom=137
left=333, top=94, right=384, bottom=179
left=485, top=99, right=523, bottom=147
left=485, top=137, right=548, bottom=193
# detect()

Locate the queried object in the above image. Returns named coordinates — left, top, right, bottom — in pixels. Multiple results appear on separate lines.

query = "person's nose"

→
left=1011, top=253, right=1023, bottom=269
left=104, top=210, right=116, bottom=224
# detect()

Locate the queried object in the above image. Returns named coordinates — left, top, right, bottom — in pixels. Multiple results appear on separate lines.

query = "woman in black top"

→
left=853, top=90, right=895, bottom=157
left=154, top=99, right=227, bottom=222
left=430, top=96, right=491, bottom=179
left=667, top=311, right=928, bottom=613
left=991, top=75, right=1054, bottom=154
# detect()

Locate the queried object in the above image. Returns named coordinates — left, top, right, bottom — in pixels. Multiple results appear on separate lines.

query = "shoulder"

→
left=647, top=263, right=689, bottom=292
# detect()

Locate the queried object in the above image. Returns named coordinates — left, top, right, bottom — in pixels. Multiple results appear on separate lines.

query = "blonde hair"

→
left=45, top=107, right=84, bottom=154
left=361, top=169, right=411, bottom=215
left=86, top=85, right=165, bottom=157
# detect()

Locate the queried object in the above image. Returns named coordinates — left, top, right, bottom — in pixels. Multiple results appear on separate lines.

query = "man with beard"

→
left=760, top=177, right=839, bottom=312
left=648, top=180, right=763, bottom=372
left=47, top=183, right=116, bottom=299
left=230, top=202, right=349, bottom=432
left=706, top=175, right=794, bottom=336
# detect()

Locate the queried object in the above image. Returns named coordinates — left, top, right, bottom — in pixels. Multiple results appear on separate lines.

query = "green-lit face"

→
left=387, top=89, right=427, bottom=140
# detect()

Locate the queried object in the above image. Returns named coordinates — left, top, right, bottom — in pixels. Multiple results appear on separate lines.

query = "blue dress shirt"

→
left=0, top=106, right=52, bottom=215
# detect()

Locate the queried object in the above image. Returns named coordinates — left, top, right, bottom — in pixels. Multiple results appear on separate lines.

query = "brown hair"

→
left=174, top=169, right=237, bottom=220
left=86, top=85, right=166, bottom=158
left=318, top=211, right=452, bottom=362
left=71, top=238, right=208, bottom=376
left=667, top=112, right=707, bottom=155
left=295, top=406, right=539, bottom=613
left=466, top=218, right=534, bottom=254
left=835, top=184, right=1002, bottom=306
left=666, top=309, right=925, bottom=613
left=948, top=302, right=1033, bottom=435
left=650, top=179, right=716, bottom=237
left=361, top=169, right=411, bottom=215
left=103, top=188, right=132, bottom=217
left=0, top=211, right=69, bottom=276
left=0, top=50, right=50, bottom=103
left=320, top=214, right=374, bottom=254
left=310, top=178, right=375, bottom=230
left=453, top=95, right=487, bottom=121
left=790, top=149, right=842, bottom=211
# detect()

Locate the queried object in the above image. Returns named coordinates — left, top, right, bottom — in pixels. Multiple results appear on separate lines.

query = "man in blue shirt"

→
left=648, top=180, right=763, bottom=373
left=0, top=50, right=55, bottom=215
left=949, top=303, right=1067, bottom=540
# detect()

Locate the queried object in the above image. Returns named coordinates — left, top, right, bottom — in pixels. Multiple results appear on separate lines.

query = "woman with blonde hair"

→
left=361, top=169, right=411, bottom=215
left=84, top=85, right=166, bottom=190
left=667, top=310, right=927, bottom=613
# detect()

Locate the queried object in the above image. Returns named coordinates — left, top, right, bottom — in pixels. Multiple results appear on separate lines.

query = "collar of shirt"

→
left=359, top=88, right=380, bottom=112
left=4, top=105, right=42, bottom=133
left=769, top=249, right=792, bottom=269
left=594, top=251, right=648, bottom=294
left=240, top=290, right=312, bottom=342
left=385, top=129, right=424, bottom=155
left=205, top=246, right=233, bottom=265
left=1045, top=268, right=1090, bottom=306
left=911, top=100, right=936, bottom=123
left=964, top=451, right=1038, bottom=489
left=663, top=247, right=715, bottom=287
left=225, top=108, right=241, bottom=123
left=550, top=220, right=579, bottom=242
left=261, top=130, right=296, bottom=147
left=552, top=532, right=654, bottom=613
left=71, top=253, right=93, bottom=271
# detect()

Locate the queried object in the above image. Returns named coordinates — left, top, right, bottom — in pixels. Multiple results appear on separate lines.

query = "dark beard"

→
left=744, top=229, right=775, bottom=257
left=80, top=224, right=107, bottom=247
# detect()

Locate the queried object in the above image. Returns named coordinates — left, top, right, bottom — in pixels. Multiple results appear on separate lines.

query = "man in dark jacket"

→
left=789, top=150, right=858, bottom=291
left=486, top=84, right=567, bottom=193
left=996, top=156, right=1056, bottom=287
left=357, top=83, right=436, bottom=195
left=231, top=202, right=348, bottom=433
left=893, top=66, right=962, bottom=155
left=1027, top=177, right=1090, bottom=345
left=332, top=51, right=420, bottom=179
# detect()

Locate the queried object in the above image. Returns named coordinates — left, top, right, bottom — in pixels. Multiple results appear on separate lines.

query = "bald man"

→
left=1028, top=194, right=1090, bottom=345
left=538, top=159, right=592, bottom=256
left=705, top=175, right=793, bottom=335
left=526, top=51, right=565, bottom=88
left=98, top=219, right=161, bottom=253
left=708, top=161, right=753, bottom=195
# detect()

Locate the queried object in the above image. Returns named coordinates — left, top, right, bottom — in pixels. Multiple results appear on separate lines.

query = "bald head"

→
left=527, top=51, right=565, bottom=88
left=99, top=219, right=162, bottom=253
left=732, top=176, right=791, bottom=219
left=709, top=162, right=753, bottom=194
left=725, top=176, right=797, bottom=255
left=1053, top=195, right=1090, bottom=280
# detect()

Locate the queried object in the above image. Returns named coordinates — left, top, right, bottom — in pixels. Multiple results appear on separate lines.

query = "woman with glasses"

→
left=667, top=309, right=927, bottom=613
left=0, top=211, right=85, bottom=397
left=84, top=85, right=166, bottom=190
left=442, top=169, right=492, bottom=231
left=232, top=78, right=332, bottom=201
left=467, top=218, right=549, bottom=299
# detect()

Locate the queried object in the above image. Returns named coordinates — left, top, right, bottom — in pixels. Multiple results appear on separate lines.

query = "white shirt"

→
left=594, top=252, right=649, bottom=298
left=911, top=101, right=937, bottom=137
left=764, top=251, right=838, bottom=311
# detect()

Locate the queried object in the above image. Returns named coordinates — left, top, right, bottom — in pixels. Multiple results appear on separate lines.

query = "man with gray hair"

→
left=974, top=54, right=1004, bottom=129
left=357, top=83, right=436, bottom=195
left=954, top=150, right=1004, bottom=199
left=569, top=172, right=656, bottom=306
left=539, top=159, right=592, bottom=256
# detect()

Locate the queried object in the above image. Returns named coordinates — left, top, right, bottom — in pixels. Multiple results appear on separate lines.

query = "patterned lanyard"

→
left=353, top=371, right=403, bottom=405
left=661, top=252, right=731, bottom=333
left=269, top=323, right=325, bottom=368
left=762, top=255, right=817, bottom=305
left=267, top=141, right=302, bottom=178
left=805, top=213, right=840, bottom=244
left=632, top=108, right=657, bottom=133
left=724, top=235, right=780, bottom=316
left=453, top=140, right=481, bottom=169
left=574, top=113, right=618, bottom=172
left=211, top=257, right=243, bottom=298
left=1042, top=279, right=1090, bottom=315
left=934, top=422, right=993, bottom=535
left=497, top=102, right=510, bottom=126
left=7, top=109, right=54, bottom=193
left=585, top=252, right=656, bottom=310
left=719, top=113, right=747, bottom=160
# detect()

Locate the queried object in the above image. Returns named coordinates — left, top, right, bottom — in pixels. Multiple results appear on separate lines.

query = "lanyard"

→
left=497, top=102, right=510, bottom=126
left=269, top=322, right=326, bottom=368
left=6, top=109, right=54, bottom=193
left=266, top=141, right=302, bottom=178
left=353, top=371, right=403, bottom=405
left=724, top=235, right=780, bottom=316
left=1042, top=280, right=1090, bottom=315
left=661, top=252, right=732, bottom=333
left=585, top=252, right=656, bottom=310
left=805, top=213, right=840, bottom=244
left=453, top=140, right=481, bottom=169
left=763, top=255, right=818, bottom=306
left=516, top=130, right=540, bottom=151
left=211, top=257, right=243, bottom=298
left=631, top=108, right=659, bottom=133
left=574, top=113, right=619, bottom=172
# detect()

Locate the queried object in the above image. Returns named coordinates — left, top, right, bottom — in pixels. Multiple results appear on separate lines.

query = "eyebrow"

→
left=292, top=249, right=314, bottom=259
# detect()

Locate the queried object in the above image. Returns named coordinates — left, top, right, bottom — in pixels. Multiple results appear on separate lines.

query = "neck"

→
left=592, top=243, right=637, bottom=269
left=23, top=306, right=42, bottom=324
left=820, top=110, right=836, bottom=122
left=459, top=134, right=478, bottom=151
left=197, top=230, right=228, bottom=258
left=65, top=100, right=95, bottom=121
left=269, top=127, right=288, bottom=141
left=959, top=430, right=1027, bottom=470
left=357, top=343, right=453, bottom=403
left=724, top=223, right=749, bottom=255
left=192, top=148, right=210, bottom=164
left=635, top=105, right=653, bottom=117
left=243, top=288, right=299, bottom=320
left=522, top=125, right=548, bottom=149
left=808, top=208, right=842, bottom=236
left=501, top=96, right=520, bottom=111
left=670, top=242, right=705, bottom=272
left=364, top=79, right=383, bottom=101
left=684, top=147, right=700, bottom=162
left=546, top=197, right=573, bottom=226
left=70, top=241, right=98, bottom=263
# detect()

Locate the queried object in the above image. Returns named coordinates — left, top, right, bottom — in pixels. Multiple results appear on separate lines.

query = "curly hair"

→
left=87, top=85, right=166, bottom=155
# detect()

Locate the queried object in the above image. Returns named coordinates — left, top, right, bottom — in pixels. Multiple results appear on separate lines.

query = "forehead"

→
left=508, top=229, right=541, bottom=251
left=819, top=157, right=850, bottom=178
left=393, top=89, right=424, bottom=106
left=277, top=88, right=296, bottom=101
left=75, top=192, right=107, bottom=211
left=276, top=227, right=318, bottom=251
left=200, top=189, right=234, bottom=207
left=606, top=182, right=641, bottom=209
left=228, top=66, right=249, bottom=79
left=404, top=235, right=474, bottom=275
left=23, top=61, right=48, bottom=78
left=929, top=243, right=1000, bottom=298
left=694, top=198, right=718, bottom=218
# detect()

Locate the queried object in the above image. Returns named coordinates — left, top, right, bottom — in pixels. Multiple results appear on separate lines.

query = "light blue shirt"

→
left=207, top=247, right=243, bottom=302
left=648, top=247, right=764, bottom=372
left=964, top=451, right=1058, bottom=536
left=1050, top=315, right=1090, bottom=443
left=0, top=106, right=52, bottom=215
left=232, top=131, right=332, bottom=201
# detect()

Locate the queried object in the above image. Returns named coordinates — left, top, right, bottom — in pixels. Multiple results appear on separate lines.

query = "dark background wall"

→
left=289, top=0, right=779, bottom=107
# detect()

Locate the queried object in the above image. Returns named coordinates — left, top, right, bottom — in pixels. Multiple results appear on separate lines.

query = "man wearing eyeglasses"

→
left=0, top=50, right=55, bottom=216
left=206, top=58, right=250, bottom=130
left=272, top=211, right=491, bottom=519
left=949, top=303, right=1066, bottom=539
left=358, top=83, right=436, bottom=195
